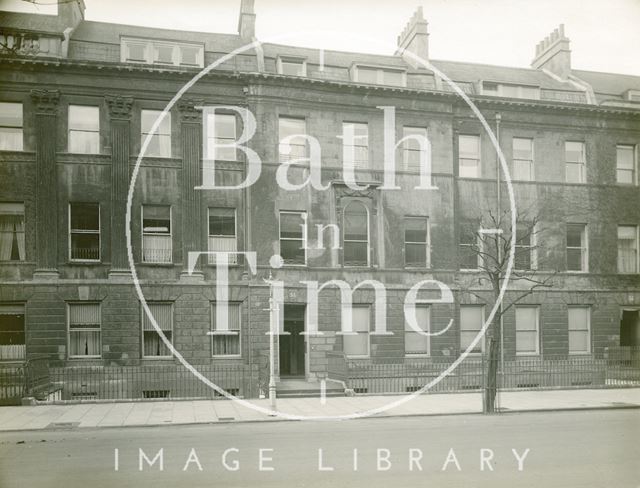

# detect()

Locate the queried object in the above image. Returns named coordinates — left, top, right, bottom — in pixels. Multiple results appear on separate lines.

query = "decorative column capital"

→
left=105, top=94, right=134, bottom=120
left=177, top=98, right=203, bottom=123
left=30, top=89, right=60, bottom=115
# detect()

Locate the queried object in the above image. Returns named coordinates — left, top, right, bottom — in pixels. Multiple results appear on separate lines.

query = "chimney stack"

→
left=531, top=24, right=571, bottom=79
left=57, top=0, right=85, bottom=27
left=395, top=7, right=429, bottom=68
left=238, top=0, right=256, bottom=39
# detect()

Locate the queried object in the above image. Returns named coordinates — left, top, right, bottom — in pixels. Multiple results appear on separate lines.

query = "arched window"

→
left=343, top=202, right=369, bottom=266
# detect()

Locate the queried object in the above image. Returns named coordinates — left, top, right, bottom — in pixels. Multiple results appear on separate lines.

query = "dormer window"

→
left=277, top=56, right=306, bottom=77
left=352, top=65, right=406, bottom=88
left=121, top=38, right=204, bottom=68
left=482, top=81, right=540, bottom=100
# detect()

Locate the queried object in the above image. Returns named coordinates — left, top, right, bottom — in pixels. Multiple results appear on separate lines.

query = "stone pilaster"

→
left=178, top=99, right=204, bottom=280
left=105, top=94, right=134, bottom=279
left=31, top=89, right=60, bottom=279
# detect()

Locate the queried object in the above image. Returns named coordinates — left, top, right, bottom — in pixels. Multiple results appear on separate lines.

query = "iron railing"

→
left=47, top=363, right=259, bottom=402
left=345, top=347, right=640, bottom=394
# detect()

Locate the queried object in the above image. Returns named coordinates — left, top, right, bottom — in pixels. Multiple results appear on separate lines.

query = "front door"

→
left=620, top=310, right=640, bottom=347
left=279, top=304, right=305, bottom=377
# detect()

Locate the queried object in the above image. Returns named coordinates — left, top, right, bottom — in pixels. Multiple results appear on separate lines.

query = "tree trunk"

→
left=483, top=336, right=499, bottom=413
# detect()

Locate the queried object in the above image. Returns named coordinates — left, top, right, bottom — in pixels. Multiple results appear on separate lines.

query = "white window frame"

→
left=404, top=305, right=430, bottom=357
left=141, top=302, right=173, bottom=359
left=404, top=216, right=430, bottom=268
left=67, top=302, right=102, bottom=359
left=0, top=102, right=24, bottom=151
left=343, top=304, right=370, bottom=358
left=69, top=203, right=101, bottom=263
left=342, top=121, right=369, bottom=169
left=459, top=134, right=481, bottom=178
left=617, top=225, right=639, bottom=274
left=68, top=105, right=100, bottom=154
left=514, top=222, right=536, bottom=271
left=568, top=306, right=591, bottom=355
left=401, top=126, right=428, bottom=173
left=0, top=202, right=25, bottom=262
left=276, top=56, right=307, bottom=77
left=459, top=222, right=481, bottom=271
left=616, top=144, right=637, bottom=185
left=460, top=305, right=485, bottom=355
left=565, top=141, right=586, bottom=184
left=141, top=205, right=172, bottom=264
left=210, top=302, right=241, bottom=358
left=515, top=306, right=540, bottom=356
left=351, top=64, right=407, bottom=87
left=566, top=223, right=588, bottom=273
left=121, top=37, right=204, bottom=67
left=482, top=82, right=540, bottom=99
left=278, top=211, right=307, bottom=266
left=278, top=117, right=307, bottom=163
left=205, top=112, right=237, bottom=162
left=208, top=207, right=237, bottom=265
left=343, top=201, right=370, bottom=267
left=141, top=109, right=171, bottom=158
left=512, top=137, right=534, bottom=181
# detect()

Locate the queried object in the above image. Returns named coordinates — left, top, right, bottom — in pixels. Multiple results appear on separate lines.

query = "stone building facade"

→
left=0, top=0, right=639, bottom=399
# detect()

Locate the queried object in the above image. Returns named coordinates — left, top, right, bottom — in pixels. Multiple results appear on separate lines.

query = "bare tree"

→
left=456, top=208, right=556, bottom=413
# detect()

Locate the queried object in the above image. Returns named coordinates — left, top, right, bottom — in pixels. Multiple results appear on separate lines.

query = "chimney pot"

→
left=531, top=24, right=571, bottom=79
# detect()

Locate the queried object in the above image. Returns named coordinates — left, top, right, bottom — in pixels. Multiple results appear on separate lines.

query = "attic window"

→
left=482, top=82, right=540, bottom=100
left=352, top=65, right=406, bottom=87
left=625, top=90, right=640, bottom=102
left=121, top=38, right=204, bottom=68
left=277, top=57, right=306, bottom=77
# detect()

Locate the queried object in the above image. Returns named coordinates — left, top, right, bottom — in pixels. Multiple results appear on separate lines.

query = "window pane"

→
left=141, top=110, right=171, bottom=135
left=70, top=203, right=99, bottom=231
left=154, top=45, right=174, bottom=64
left=513, top=138, right=532, bottom=159
left=0, top=306, right=25, bottom=360
left=565, top=142, right=584, bottom=163
left=567, top=249, right=583, bottom=271
left=0, top=103, right=23, bottom=127
left=127, top=42, right=146, bottom=61
left=460, top=306, right=483, bottom=331
left=459, top=135, right=479, bottom=158
left=617, top=146, right=634, bottom=170
left=142, top=303, right=172, bottom=357
left=566, top=224, right=584, bottom=247
left=344, top=204, right=367, bottom=240
left=281, top=60, right=304, bottom=76
left=357, top=68, right=378, bottom=84
left=211, top=303, right=241, bottom=356
left=69, top=106, right=99, bottom=131
left=280, top=213, right=304, bottom=239
left=209, top=208, right=235, bottom=236
left=513, top=160, right=533, bottom=180
left=515, top=307, right=537, bottom=331
left=516, top=331, right=537, bottom=353
left=459, top=158, right=479, bottom=178
left=568, top=307, right=589, bottom=331
left=0, top=203, right=25, bottom=261
left=180, top=46, right=199, bottom=66
left=405, top=243, right=426, bottom=266
left=382, top=70, right=404, bottom=86
left=618, top=225, right=638, bottom=273
left=211, top=114, right=236, bottom=139
left=143, top=205, right=170, bottom=233
left=405, top=218, right=427, bottom=242
left=344, top=242, right=367, bottom=265
left=569, top=331, right=589, bottom=353
left=565, top=162, right=583, bottom=183
left=69, top=303, right=101, bottom=357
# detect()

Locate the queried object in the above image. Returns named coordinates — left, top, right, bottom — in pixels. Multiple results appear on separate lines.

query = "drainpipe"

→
left=495, top=112, right=504, bottom=407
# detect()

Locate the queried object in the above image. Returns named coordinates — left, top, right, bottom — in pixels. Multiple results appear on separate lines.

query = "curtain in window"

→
left=142, top=235, right=172, bottom=263
left=142, top=303, right=172, bottom=357
left=0, top=218, right=13, bottom=260
left=618, top=226, right=637, bottom=273
left=211, top=303, right=240, bottom=356
left=69, top=304, right=101, bottom=357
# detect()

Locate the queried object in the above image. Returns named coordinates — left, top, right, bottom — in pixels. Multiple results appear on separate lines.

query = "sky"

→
left=2, top=0, right=639, bottom=75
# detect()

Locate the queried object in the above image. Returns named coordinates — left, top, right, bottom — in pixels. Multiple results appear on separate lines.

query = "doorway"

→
left=279, top=304, right=306, bottom=377
left=620, top=310, right=640, bottom=347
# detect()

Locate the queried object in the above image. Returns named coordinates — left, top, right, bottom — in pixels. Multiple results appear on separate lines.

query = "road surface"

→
left=0, top=409, right=638, bottom=487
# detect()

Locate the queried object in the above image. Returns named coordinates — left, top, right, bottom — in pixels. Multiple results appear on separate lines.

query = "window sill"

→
left=405, top=354, right=430, bottom=358
left=211, top=355, right=242, bottom=360
left=515, top=353, right=540, bottom=357
left=68, top=356, right=102, bottom=360
left=141, top=356, right=174, bottom=360
left=139, top=262, right=175, bottom=267
left=68, top=261, right=102, bottom=265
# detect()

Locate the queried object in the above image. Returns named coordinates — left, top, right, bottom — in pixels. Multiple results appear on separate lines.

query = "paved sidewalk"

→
left=0, top=388, right=638, bottom=432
